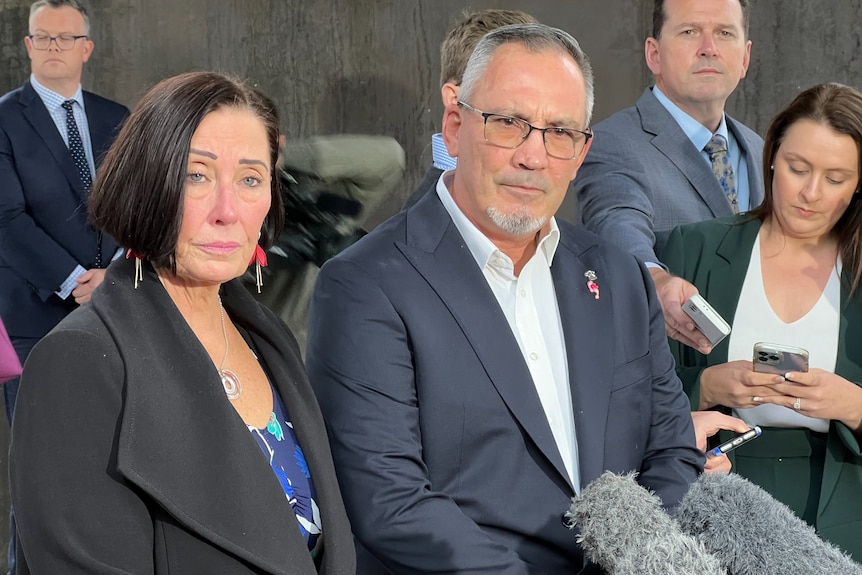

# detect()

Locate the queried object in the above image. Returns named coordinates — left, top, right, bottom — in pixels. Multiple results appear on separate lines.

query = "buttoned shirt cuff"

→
left=56, top=265, right=88, bottom=299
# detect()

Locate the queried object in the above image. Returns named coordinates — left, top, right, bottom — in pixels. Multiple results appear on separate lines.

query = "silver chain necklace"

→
left=218, top=296, right=242, bottom=400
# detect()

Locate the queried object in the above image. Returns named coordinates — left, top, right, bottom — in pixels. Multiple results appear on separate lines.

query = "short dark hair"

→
left=751, top=83, right=862, bottom=295
left=29, top=0, right=89, bottom=34
left=439, top=9, right=537, bottom=87
left=652, top=0, right=750, bottom=39
left=90, top=71, right=284, bottom=273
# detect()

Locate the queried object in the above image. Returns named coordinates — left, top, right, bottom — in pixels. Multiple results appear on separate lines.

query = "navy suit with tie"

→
left=306, top=187, right=702, bottom=574
left=0, top=80, right=127, bottom=355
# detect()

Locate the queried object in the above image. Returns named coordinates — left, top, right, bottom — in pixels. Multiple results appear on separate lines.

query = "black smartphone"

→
left=752, top=342, right=809, bottom=375
left=706, top=426, right=762, bottom=459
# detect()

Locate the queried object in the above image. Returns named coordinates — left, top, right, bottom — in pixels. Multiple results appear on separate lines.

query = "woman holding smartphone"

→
left=664, top=83, right=862, bottom=561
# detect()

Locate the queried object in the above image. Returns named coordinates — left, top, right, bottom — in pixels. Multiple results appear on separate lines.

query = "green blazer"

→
left=664, top=215, right=862, bottom=558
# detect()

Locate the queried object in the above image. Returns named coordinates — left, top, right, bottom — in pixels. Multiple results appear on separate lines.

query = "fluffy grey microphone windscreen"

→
left=676, top=472, right=862, bottom=575
left=568, top=471, right=725, bottom=575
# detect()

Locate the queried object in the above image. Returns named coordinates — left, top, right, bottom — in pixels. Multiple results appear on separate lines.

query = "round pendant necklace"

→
left=218, top=296, right=242, bottom=401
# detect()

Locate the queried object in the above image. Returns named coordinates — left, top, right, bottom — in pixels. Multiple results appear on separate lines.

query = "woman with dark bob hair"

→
left=665, top=83, right=862, bottom=560
left=10, top=71, right=355, bottom=574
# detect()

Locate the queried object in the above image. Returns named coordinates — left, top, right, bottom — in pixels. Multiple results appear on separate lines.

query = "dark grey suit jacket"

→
left=573, top=87, right=764, bottom=264
left=307, top=189, right=702, bottom=574
left=11, top=257, right=355, bottom=574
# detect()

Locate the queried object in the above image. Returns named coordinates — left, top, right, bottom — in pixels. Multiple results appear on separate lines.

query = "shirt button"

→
left=520, top=289, right=527, bottom=298
left=530, top=352, right=539, bottom=360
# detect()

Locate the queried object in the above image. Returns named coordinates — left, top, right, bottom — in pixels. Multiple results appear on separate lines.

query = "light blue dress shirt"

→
left=30, top=75, right=103, bottom=298
left=30, top=74, right=96, bottom=182
left=652, top=86, right=751, bottom=212
left=431, top=132, right=457, bottom=171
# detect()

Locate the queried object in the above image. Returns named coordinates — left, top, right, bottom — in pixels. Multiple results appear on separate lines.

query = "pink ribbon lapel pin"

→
left=585, top=270, right=600, bottom=300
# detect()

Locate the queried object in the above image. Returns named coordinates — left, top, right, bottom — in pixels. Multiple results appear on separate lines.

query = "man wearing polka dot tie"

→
left=0, top=0, right=128, bottom=425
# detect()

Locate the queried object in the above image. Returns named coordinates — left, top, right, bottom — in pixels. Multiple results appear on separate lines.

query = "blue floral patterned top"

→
left=248, top=388, right=322, bottom=556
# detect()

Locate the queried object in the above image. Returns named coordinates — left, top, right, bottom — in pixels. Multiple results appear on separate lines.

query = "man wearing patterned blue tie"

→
left=0, top=0, right=128, bottom=424
left=574, top=0, right=763, bottom=355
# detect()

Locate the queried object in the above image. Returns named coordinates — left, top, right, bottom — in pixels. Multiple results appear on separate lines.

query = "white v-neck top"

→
left=729, top=235, right=837, bottom=432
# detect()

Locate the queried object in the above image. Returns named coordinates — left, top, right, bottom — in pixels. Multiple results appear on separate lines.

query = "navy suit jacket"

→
left=402, top=165, right=442, bottom=210
left=0, top=80, right=128, bottom=339
left=306, top=188, right=702, bottom=574
left=573, top=87, right=764, bottom=265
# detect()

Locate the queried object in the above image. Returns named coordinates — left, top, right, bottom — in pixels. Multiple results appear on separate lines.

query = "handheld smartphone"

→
left=752, top=342, right=809, bottom=375
left=681, top=294, right=731, bottom=347
left=706, top=426, right=762, bottom=459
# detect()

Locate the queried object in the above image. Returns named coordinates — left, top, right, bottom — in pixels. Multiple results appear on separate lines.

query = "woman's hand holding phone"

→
left=752, top=369, right=862, bottom=429
left=697, top=360, right=787, bottom=411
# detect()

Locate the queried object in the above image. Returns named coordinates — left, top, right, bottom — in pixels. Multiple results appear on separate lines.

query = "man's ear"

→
left=81, top=38, right=94, bottom=63
left=740, top=40, right=752, bottom=79
left=441, top=99, right=463, bottom=159
left=441, top=82, right=460, bottom=107
left=644, top=36, right=661, bottom=76
left=569, top=135, right=595, bottom=182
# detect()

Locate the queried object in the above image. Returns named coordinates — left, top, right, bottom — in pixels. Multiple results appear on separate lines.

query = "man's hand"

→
left=691, top=411, right=750, bottom=474
left=649, top=267, right=711, bottom=354
left=72, top=268, right=107, bottom=304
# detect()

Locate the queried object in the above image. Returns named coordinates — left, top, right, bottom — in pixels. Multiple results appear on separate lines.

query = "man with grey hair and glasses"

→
left=307, top=23, right=701, bottom=574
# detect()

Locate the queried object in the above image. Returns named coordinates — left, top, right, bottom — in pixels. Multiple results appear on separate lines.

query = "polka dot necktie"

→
left=703, top=134, right=738, bottom=214
left=62, top=100, right=102, bottom=267
left=61, top=100, right=92, bottom=190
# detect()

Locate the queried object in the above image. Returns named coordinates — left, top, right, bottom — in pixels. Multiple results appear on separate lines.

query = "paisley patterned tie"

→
left=703, top=134, right=738, bottom=214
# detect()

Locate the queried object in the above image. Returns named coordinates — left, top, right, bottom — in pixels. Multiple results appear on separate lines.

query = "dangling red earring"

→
left=125, top=249, right=144, bottom=289
left=249, top=244, right=267, bottom=293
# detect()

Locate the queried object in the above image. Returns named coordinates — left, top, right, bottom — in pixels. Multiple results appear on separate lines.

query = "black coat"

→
left=11, top=256, right=356, bottom=574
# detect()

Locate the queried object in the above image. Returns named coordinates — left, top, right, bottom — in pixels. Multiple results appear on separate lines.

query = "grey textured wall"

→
left=4, top=0, right=861, bottom=221
left=1, top=0, right=861, bottom=566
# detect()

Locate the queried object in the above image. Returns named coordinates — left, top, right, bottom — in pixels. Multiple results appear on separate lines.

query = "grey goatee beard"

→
left=487, top=207, right=546, bottom=236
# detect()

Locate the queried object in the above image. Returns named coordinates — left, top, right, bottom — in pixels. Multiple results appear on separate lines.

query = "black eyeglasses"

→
left=458, top=101, right=592, bottom=160
left=27, top=34, right=88, bottom=51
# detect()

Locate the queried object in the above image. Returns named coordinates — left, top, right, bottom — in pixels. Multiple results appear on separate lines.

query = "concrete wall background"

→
left=1, top=0, right=861, bottom=566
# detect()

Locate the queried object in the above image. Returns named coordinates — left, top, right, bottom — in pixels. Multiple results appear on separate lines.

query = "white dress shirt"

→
left=435, top=172, right=580, bottom=491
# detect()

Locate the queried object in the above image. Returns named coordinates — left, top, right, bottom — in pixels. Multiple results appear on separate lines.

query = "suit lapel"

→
left=100, top=259, right=314, bottom=574
left=83, top=91, right=120, bottom=166
left=84, top=91, right=123, bottom=259
left=821, top=278, right=862, bottom=511
left=228, top=280, right=352, bottom=574
left=706, top=218, right=762, bottom=364
left=19, top=82, right=86, bottom=200
left=728, top=118, right=765, bottom=208
left=398, top=194, right=574, bottom=491
left=551, top=234, right=614, bottom=488
left=637, top=88, right=734, bottom=218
